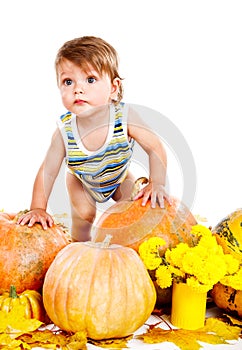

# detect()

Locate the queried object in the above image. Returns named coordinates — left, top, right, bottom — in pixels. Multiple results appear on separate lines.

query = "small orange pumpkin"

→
left=0, top=211, right=70, bottom=293
left=43, top=237, right=156, bottom=340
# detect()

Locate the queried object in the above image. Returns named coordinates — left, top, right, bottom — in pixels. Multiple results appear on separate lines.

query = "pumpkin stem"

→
left=130, top=177, right=149, bottom=200
left=102, top=234, right=113, bottom=247
left=9, top=285, right=18, bottom=299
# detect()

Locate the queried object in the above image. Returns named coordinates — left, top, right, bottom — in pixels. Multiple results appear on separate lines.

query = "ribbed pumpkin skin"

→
left=43, top=241, right=156, bottom=340
left=211, top=283, right=242, bottom=318
left=0, top=286, right=45, bottom=321
left=212, top=210, right=242, bottom=316
left=212, top=209, right=242, bottom=261
left=0, top=212, right=70, bottom=294
left=93, top=197, right=197, bottom=253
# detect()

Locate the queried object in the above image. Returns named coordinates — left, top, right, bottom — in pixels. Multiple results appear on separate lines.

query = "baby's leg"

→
left=66, top=172, right=96, bottom=242
left=112, top=171, right=136, bottom=202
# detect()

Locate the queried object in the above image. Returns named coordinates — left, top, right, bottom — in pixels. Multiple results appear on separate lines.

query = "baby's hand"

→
left=17, top=208, right=54, bottom=230
left=132, top=181, right=170, bottom=208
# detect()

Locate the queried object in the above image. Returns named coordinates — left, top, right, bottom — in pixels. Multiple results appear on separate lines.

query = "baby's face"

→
left=57, top=59, right=120, bottom=116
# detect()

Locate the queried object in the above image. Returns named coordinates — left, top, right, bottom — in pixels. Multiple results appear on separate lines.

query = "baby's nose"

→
left=74, top=81, right=84, bottom=94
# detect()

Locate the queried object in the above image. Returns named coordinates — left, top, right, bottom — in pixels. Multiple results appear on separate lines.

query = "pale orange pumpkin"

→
left=0, top=212, right=70, bottom=293
left=43, top=237, right=156, bottom=340
left=92, top=179, right=197, bottom=306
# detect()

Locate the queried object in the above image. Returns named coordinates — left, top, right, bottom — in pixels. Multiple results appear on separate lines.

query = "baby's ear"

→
left=110, top=77, right=121, bottom=100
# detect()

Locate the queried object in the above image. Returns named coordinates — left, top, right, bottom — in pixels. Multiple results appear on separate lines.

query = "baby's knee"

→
left=74, top=206, right=96, bottom=222
left=71, top=202, right=96, bottom=227
left=71, top=215, right=94, bottom=242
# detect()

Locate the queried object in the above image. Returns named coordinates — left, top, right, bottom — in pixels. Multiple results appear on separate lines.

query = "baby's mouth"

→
left=74, top=99, right=86, bottom=105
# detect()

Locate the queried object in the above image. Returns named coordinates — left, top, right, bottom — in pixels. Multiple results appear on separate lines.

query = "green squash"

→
left=212, top=209, right=242, bottom=261
left=212, top=210, right=242, bottom=318
left=211, top=283, right=242, bottom=318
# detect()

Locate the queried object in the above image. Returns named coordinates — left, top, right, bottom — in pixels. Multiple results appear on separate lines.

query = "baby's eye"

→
left=64, top=79, right=73, bottom=86
left=87, top=77, right=96, bottom=84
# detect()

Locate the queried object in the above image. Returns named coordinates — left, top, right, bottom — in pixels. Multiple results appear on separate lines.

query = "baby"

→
left=18, top=36, right=169, bottom=241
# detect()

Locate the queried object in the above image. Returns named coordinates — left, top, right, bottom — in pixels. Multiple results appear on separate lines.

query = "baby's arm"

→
left=17, top=128, right=66, bottom=229
left=128, top=108, right=170, bottom=208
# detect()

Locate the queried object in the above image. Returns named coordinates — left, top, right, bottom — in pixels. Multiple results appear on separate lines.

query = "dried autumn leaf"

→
left=0, top=333, right=23, bottom=348
left=0, top=302, right=87, bottom=349
left=65, top=331, right=88, bottom=349
left=138, top=328, right=224, bottom=350
left=203, top=318, right=241, bottom=340
left=89, top=335, right=132, bottom=349
left=17, top=329, right=87, bottom=349
left=137, top=317, right=241, bottom=350
left=19, top=329, right=67, bottom=347
left=0, top=332, right=30, bottom=350
left=222, top=314, right=242, bottom=328
left=0, top=304, right=42, bottom=336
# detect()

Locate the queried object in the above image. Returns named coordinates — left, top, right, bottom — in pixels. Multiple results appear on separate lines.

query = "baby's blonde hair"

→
left=55, top=36, right=123, bottom=103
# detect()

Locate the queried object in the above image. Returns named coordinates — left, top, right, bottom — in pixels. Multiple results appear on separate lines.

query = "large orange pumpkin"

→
left=0, top=212, right=70, bottom=293
left=43, top=237, right=156, bottom=340
left=92, top=196, right=197, bottom=253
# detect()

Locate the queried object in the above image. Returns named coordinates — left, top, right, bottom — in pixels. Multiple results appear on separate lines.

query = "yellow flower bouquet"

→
left=138, top=224, right=242, bottom=293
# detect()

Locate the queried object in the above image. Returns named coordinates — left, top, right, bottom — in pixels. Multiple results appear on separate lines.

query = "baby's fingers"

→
left=156, top=192, right=165, bottom=208
left=142, top=191, right=151, bottom=207
left=28, top=216, right=47, bottom=230
left=28, top=215, right=53, bottom=230
left=17, top=213, right=31, bottom=226
left=17, top=212, right=53, bottom=230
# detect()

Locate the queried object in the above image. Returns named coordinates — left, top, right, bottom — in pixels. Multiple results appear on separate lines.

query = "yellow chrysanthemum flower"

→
left=139, top=237, right=166, bottom=254
left=168, top=265, right=185, bottom=278
left=223, top=254, right=240, bottom=275
left=190, top=224, right=212, bottom=238
left=165, top=243, right=189, bottom=267
left=186, top=276, right=213, bottom=293
left=144, top=255, right=162, bottom=270
left=138, top=224, right=242, bottom=293
left=220, top=267, right=242, bottom=290
left=138, top=237, right=165, bottom=270
left=155, top=265, right=172, bottom=289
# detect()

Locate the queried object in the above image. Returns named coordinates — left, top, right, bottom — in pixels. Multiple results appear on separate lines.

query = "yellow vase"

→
left=171, top=282, right=207, bottom=330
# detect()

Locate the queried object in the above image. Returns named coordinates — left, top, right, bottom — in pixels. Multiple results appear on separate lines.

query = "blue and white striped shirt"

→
left=58, top=103, right=135, bottom=202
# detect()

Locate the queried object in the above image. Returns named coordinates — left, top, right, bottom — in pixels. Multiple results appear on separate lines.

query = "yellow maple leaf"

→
left=17, top=329, right=87, bottom=349
left=0, top=332, right=30, bottom=349
left=0, top=303, right=42, bottom=338
left=19, top=329, right=67, bottom=347
left=137, top=317, right=241, bottom=350
left=202, top=317, right=241, bottom=340
left=89, top=335, right=132, bottom=349
left=0, top=304, right=88, bottom=349
left=65, top=331, right=88, bottom=349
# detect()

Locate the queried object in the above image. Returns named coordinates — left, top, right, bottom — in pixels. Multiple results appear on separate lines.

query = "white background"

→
left=0, top=0, right=241, bottom=227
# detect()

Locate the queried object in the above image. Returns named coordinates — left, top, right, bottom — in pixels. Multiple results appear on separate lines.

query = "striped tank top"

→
left=57, top=103, right=135, bottom=202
